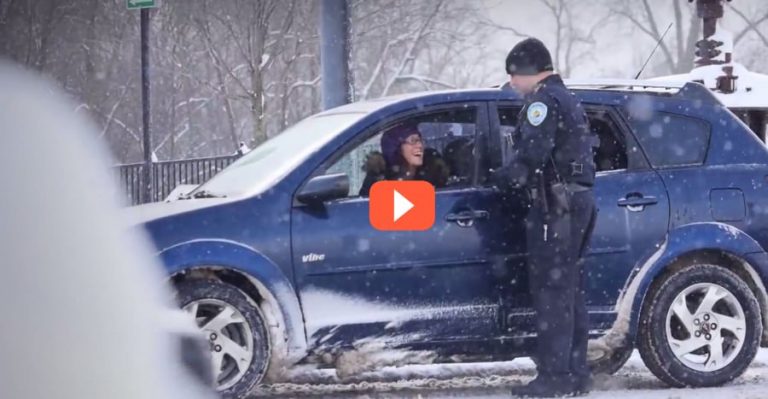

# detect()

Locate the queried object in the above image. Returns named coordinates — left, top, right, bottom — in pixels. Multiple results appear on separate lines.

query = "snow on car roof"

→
left=564, top=78, right=685, bottom=93
left=499, top=79, right=689, bottom=97
left=317, top=88, right=504, bottom=115
left=651, top=63, right=768, bottom=109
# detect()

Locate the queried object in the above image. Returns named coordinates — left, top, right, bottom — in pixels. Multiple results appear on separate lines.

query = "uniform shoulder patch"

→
left=527, top=102, right=548, bottom=126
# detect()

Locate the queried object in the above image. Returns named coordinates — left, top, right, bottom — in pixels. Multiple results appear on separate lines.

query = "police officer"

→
left=498, top=38, right=598, bottom=398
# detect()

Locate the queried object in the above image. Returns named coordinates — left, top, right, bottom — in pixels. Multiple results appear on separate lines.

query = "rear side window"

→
left=497, top=106, right=635, bottom=172
left=628, top=112, right=710, bottom=167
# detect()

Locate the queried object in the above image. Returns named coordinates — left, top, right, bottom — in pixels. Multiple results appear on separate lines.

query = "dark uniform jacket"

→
left=495, top=74, right=597, bottom=194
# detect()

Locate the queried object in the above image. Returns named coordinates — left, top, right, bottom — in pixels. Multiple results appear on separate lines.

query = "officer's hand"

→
left=491, top=163, right=528, bottom=192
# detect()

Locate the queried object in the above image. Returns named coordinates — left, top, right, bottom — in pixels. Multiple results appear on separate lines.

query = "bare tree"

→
left=352, top=0, right=496, bottom=99
left=192, top=0, right=297, bottom=147
left=15, top=0, right=761, bottom=164
left=0, top=0, right=499, bottom=163
left=729, top=3, right=768, bottom=47
left=479, top=0, right=608, bottom=78
left=607, top=0, right=701, bottom=74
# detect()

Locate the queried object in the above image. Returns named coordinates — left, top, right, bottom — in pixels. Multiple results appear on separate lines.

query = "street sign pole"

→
left=127, top=0, right=156, bottom=203
left=127, top=0, right=157, bottom=10
left=140, top=8, right=152, bottom=203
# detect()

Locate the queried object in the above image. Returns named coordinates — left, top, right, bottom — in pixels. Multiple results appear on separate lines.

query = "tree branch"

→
left=98, top=78, right=132, bottom=139
left=196, top=16, right=252, bottom=97
left=611, top=1, right=675, bottom=73
left=730, top=4, right=768, bottom=47
left=396, top=74, right=456, bottom=90
left=381, top=0, right=445, bottom=97
left=673, top=0, right=684, bottom=64
left=360, top=36, right=407, bottom=99
left=286, top=75, right=321, bottom=98
left=640, top=0, right=676, bottom=71
left=476, top=15, right=529, bottom=38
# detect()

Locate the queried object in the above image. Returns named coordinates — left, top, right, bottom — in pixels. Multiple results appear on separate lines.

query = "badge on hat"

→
left=527, top=102, right=548, bottom=126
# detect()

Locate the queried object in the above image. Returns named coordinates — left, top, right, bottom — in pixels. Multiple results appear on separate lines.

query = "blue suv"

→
left=130, top=80, right=768, bottom=398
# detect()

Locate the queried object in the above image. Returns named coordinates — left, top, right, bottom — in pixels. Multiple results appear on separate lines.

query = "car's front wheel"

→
left=176, top=279, right=270, bottom=399
left=638, top=264, right=762, bottom=387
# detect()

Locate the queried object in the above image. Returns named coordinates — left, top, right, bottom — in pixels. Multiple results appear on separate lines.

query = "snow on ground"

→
left=249, top=349, right=768, bottom=398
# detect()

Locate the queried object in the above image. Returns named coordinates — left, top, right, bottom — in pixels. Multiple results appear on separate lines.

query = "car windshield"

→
left=190, top=112, right=365, bottom=198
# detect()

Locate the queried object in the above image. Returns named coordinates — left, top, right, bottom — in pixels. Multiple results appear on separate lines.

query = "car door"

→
left=492, top=103, right=671, bottom=334
left=584, top=107, right=671, bottom=317
left=290, top=103, right=506, bottom=348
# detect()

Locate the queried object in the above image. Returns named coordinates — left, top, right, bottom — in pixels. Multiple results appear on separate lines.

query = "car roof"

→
left=317, top=88, right=512, bottom=116
left=316, top=80, right=721, bottom=117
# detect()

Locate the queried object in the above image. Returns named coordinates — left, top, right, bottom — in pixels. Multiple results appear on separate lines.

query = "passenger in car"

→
left=381, top=123, right=425, bottom=178
left=358, top=124, right=448, bottom=196
left=443, top=137, right=474, bottom=185
left=420, top=148, right=449, bottom=188
left=359, top=151, right=386, bottom=196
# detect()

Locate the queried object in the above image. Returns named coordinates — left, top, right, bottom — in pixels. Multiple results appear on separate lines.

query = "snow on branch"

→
left=381, top=1, right=445, bottom=97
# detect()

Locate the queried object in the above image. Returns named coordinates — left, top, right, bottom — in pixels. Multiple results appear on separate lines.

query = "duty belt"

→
left=567, top=182, right=592, bottom=193
left=570, top=161, right=583, bottom=176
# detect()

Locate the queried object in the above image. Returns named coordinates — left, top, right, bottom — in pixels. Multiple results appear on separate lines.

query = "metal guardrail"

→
left=116, top=154, right=241, bottom=205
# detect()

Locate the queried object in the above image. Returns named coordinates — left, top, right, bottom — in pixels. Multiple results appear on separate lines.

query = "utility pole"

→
left=127, top=0, right=157, bottom=203
left=319, top=0, right=353, bottom=110
left=140, top=8, right=152, bottom=203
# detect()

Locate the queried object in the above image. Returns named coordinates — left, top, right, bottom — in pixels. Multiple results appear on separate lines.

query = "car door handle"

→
left=445, top=210, right=489, bottom=227
left=618, top=195, right=658, bottom=212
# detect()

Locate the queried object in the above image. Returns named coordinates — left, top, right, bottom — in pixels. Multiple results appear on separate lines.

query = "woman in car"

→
left=359, top=123, right=448, bottom=196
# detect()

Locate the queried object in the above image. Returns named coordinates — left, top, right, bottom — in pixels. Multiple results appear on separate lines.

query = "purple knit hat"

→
left=380, top=123, right=421, bottom=167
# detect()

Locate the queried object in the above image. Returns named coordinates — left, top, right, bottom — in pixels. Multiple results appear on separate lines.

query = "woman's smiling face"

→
left=400, top=134, right=424, bottom=167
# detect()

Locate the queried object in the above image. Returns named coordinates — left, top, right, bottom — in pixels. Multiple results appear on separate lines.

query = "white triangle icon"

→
left=393, top=190, right=414, bottom=222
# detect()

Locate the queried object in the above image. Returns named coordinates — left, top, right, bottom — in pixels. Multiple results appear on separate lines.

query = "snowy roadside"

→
left=249, top=349, right=768, bottom=398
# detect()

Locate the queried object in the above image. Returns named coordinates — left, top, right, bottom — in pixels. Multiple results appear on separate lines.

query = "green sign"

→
left=127, top=0, right=157, bottom=10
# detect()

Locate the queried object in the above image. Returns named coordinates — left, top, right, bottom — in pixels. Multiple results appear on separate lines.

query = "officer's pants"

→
left=525, top=190, right=596, bottom=380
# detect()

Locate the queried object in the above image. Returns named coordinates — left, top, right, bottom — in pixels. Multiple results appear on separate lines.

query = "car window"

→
left=325, top=133, right=382, bottom=196
left=497, top=107, right=519, bottom=167
left=627, top=112, right=710, bottom=168
left=589, top=110, right=628, bottom=172
left=323, top=107, right=478, bottom=198
left=496, top=106, right=629, bottom=173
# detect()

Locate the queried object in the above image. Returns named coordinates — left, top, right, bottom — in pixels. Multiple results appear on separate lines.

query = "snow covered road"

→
left=249, top=350, right=768, bottom=398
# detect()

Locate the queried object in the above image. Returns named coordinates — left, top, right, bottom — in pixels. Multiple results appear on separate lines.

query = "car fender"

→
left=591, top=222, right=767, bottom=353
left=629, top=222, right=766, bottom=334
left=158, top=239, right=307, bottom=360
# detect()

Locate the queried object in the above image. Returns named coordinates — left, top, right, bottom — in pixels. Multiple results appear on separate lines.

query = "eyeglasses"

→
left=403, top=136, right=423, bottom=146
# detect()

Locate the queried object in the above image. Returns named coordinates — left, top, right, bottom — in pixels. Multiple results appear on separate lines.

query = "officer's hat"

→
left=505, top=38, right=554, bottom=76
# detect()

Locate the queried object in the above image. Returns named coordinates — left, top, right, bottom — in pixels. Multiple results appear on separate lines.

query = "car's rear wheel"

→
left=176, top=279, right=270, bottom=399
left=638, top=264, right=761, bottom=387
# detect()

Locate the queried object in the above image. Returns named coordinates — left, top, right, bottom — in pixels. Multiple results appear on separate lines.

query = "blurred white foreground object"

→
left=0, top=61, right=215, bottom=399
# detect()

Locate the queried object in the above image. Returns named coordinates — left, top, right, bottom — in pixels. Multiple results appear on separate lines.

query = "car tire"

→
left=176, top=279, right=271, bottom=399
left=638, top=264, right=762, bottom=387
left=589, top=344, right=633, bottom=375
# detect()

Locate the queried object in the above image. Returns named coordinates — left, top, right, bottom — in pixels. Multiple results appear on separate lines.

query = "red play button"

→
left=369, top=181, right=435, bottom=231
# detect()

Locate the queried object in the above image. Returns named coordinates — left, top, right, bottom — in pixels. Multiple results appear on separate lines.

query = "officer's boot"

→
left=510, top=374, right=589, bottom=398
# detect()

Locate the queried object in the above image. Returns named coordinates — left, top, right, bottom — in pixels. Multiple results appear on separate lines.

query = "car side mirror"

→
left=296, top=173, right=350, bottom=205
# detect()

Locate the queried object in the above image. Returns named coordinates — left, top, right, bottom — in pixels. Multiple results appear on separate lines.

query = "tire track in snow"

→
left=248, top=350, right=768, bottom=398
